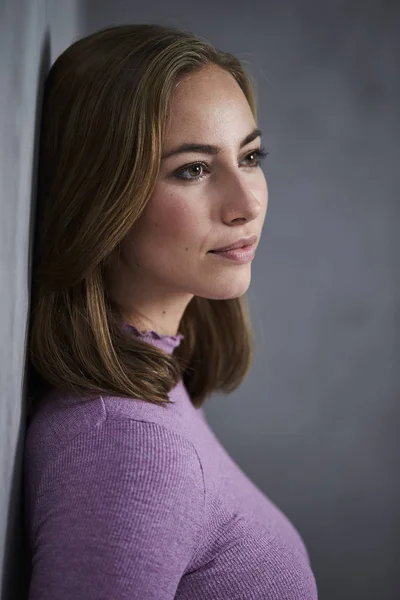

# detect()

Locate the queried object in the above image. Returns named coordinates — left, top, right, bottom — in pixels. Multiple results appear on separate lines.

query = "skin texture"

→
left=106, top=63, right=269, bottom=336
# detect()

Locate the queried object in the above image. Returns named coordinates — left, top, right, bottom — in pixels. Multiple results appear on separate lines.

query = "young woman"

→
left=24, top=23, right=318, bottom=599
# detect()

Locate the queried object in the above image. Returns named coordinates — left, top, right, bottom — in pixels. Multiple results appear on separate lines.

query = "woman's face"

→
left=108, top=63, right=268, bottom=332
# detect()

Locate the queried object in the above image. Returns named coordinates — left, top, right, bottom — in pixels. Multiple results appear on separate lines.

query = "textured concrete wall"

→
left=0, top=2, right=81, bottom=598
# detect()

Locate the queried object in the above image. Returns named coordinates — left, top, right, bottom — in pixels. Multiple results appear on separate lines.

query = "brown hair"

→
left=27, top=23, right=259, bottom=415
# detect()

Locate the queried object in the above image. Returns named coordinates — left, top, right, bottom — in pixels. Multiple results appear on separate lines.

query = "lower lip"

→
left=209, top=244, right=255, bottom=263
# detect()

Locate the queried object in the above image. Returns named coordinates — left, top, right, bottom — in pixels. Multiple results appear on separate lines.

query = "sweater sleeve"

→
left=27, top=419, right=205, bottom=600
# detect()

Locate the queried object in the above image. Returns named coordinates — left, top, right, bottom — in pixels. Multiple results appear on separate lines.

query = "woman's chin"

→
left=198, top=278, right=251, bottom=300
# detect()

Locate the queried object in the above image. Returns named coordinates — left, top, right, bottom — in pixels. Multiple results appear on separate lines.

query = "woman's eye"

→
left=174, top=147, right=268, bottom=182
left=176, top=163, right=207, bottom=181
left=246, top=148, right=268, bottom=167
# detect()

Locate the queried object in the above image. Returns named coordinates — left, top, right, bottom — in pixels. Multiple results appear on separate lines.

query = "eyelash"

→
left=174, top=147, right=269, bottom=182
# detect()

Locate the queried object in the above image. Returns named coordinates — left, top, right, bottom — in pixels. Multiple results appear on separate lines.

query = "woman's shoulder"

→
left=24, top=388, right=205, bottom=501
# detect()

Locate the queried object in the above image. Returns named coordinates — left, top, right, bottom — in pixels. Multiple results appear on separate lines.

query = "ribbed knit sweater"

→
left=23, top=323, right=318, bottom=599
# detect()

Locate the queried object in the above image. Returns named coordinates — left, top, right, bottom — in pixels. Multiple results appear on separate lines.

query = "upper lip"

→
left=210, top=234, right=258, bottom=252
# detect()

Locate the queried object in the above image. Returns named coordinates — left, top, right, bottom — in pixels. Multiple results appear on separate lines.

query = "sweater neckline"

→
left=123, top=323, right=184, bottom=354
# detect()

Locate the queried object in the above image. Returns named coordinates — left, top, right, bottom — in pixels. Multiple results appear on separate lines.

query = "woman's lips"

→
left=209, top=244, right=255, bottom=263
left=210, top=234, right=258, bottom=253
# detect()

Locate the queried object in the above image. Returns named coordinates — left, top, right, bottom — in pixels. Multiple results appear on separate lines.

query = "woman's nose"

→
left=221, top=171, right=264, bottom=223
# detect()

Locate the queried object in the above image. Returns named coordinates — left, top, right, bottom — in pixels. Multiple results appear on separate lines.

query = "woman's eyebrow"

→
left=161, top=127, right=262, bottom=160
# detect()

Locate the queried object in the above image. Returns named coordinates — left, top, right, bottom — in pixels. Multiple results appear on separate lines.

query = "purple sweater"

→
left=24, top=324, right=318, bottom=599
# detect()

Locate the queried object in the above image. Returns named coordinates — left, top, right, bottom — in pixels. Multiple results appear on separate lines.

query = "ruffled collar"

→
left=123, top=323, right=184, bottom=354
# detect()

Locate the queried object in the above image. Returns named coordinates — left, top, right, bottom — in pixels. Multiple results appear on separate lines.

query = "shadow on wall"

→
left=1, top=28, right=51, bottom=600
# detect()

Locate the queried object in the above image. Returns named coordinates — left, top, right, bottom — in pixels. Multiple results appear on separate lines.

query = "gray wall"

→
left=0, top=1, right=81, bottom=598
left=1, top=0, right=398, bottom=598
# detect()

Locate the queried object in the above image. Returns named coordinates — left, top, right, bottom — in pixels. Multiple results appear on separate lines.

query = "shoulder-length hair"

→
left=27, top=23, right=259, bottom=415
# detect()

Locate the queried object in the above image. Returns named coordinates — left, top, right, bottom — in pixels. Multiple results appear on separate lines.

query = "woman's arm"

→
left=27, top=419, right=205, bottom=600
